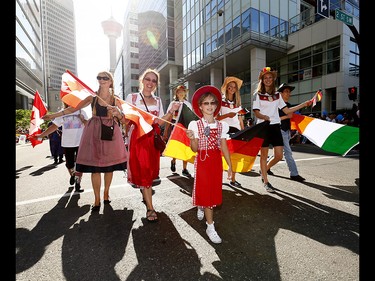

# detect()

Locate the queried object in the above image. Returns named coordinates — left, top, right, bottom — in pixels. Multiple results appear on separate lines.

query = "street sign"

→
left=335, top=9, right=353, bottom=26
left=317, top=0, right=330, bottom=18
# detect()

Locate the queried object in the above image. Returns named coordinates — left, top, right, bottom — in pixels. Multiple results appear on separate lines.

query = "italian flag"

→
left=291, top=113, right=359, bottom=156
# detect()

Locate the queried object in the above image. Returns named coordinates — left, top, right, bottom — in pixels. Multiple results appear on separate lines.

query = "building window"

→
left=284, top=37, right=340, bottom=83
left=349, top=37, right=359, bottom=77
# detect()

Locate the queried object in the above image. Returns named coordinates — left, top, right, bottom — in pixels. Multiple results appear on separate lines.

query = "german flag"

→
left=222, top=122, right=268, bottom=172
left=164, top=104, right=267, bottom=172
left=163, top=104, right=199, bottom=163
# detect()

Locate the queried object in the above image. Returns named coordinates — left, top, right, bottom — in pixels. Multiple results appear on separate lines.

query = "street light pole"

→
left=217, top=9, right=226, bottom=79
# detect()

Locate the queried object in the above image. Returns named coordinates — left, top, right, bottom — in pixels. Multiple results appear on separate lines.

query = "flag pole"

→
left=65, top=70, right=186, bottom=130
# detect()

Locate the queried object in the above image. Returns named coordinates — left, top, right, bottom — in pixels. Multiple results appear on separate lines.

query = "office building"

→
left=16, top=0, right=45, bottom=109
left=117, top=0, right=359, bottom=117
left=16, top=0, right=77, bottom=111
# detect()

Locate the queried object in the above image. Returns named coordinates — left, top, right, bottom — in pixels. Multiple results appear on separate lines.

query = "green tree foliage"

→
left=16, top=109, right=49, bottom=132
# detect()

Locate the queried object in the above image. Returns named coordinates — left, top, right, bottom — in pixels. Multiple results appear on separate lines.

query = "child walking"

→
left=186, top=85, right=233, bottom=244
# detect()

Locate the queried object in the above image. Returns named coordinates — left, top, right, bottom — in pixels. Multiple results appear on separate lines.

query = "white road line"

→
left=16, top=155, right=350, bottom=206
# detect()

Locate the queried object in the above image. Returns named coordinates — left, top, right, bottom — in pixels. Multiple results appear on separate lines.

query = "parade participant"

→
left=35, top=102, right=88, bottom=192
left=186, top=85, right=233, bottom=244
left=217, top=76, right=245, bottom=188
left=125, top=68, right=180, bottom=222
left=43, top=71, right=128, bottom=211
left=164, top=85, right=193, bottom=177
left=266, top=83, right=306, bottom=182
left=252, top=67, right=312, bottom=193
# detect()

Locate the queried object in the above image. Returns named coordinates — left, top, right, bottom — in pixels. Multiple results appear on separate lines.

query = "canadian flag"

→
left=60, top=70, right=96, bottom=108
left=27, top=91, right=48, bottom=147
left=117, top=99, right=155, bottom=138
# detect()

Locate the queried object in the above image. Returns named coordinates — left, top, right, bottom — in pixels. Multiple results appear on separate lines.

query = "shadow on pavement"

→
left=179, top=182, right=359, bottom=280
left=16, top=187, right=90, bottom=273
left=61, top=204, right=134, bottom=281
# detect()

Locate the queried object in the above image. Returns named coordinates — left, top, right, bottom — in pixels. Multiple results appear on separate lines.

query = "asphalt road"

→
left=16, top=141, right=359, bottom=281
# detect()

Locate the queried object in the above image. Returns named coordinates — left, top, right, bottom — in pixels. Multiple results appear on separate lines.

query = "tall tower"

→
left=101, top=16, right=123, bottom=74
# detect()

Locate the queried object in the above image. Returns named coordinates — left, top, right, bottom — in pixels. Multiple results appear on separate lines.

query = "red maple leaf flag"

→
left=60, top=69, right=96, bottom=108
left=27, top=91, right=48, bottom=147
left=117, top=99, right=155, bottom=138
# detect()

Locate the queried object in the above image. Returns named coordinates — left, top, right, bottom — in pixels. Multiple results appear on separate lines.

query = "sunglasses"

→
left=202, top=101, right=217, bottom=106
left=97, top=76, right=110, bottom=81
left=143, top=77, right=158, bottom=84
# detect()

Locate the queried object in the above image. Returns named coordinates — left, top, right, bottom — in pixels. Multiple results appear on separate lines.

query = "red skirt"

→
left=127, top=124, right=160, bottom=187
left=192, top=148, right=223, bottom=207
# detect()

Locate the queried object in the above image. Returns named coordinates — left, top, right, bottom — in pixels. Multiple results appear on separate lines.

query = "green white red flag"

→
left=291, top=113, right=359, bottom=156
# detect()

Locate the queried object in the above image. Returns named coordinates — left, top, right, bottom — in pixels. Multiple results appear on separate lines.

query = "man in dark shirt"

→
left=267, top=83, right=305, bottom=182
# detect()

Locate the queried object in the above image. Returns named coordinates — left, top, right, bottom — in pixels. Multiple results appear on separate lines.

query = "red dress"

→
left=192, top=120, right=223, bottom=208
left=125, top=93, right=164, bottom=188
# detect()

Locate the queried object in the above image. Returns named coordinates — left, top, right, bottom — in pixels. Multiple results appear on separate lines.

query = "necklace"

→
left=143, top=94, right=153, bottom=98
left=227, top=99, right=234, bottom=109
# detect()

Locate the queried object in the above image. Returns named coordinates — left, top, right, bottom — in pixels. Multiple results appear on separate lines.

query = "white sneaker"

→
left=197, top=207, right=204, bottom=220
left=206, top=222, right=222, bottom=244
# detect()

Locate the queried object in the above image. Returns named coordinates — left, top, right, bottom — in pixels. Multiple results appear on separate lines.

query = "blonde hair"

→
left=173, top=85, right=188, bottom=101
left=224, top=81, right=242, bottom=107
left=139, top=68, right=160, bottom=92
left=97, top=70, right=115, bottom=97
left=254, top=68, right=277, bottom=95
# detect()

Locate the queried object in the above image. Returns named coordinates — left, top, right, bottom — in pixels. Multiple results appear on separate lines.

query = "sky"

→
left=73, top=0, right=127, bottom=90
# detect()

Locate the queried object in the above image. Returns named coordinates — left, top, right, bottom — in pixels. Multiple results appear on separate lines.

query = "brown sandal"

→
left=146, top=209, right=158, bottom=222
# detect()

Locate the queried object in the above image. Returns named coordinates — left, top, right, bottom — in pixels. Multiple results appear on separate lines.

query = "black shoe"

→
left=290, top=175, right=305, bottom=182
left=229, top=181, right=242, bottom=188
left=264, top=182, right=275, bottom=193
left=74, top=182, right=84, bottom=192
left=91, top=204, right=100, bottom=211
left=182, top=169, right=191, bottom=177
left=103, top=199, right=111, bottom=204
left=70, top=174, right=75, bottom=185
left=170, top=160, right=176, bottom=172
left=267, top=169, right=274, bottom=175
left=58, top=159, right=64, bottom=164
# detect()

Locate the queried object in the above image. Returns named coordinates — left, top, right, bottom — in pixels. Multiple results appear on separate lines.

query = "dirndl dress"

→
left=192, top=120, right=223, bottom=208
left=76, top=102, right=127, bottom=173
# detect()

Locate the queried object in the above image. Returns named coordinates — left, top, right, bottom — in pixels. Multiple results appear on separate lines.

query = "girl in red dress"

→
left=186, top=86, right=233, bottom=244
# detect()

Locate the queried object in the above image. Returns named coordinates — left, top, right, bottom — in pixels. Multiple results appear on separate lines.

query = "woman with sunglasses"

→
left=43, top=71, right=128, bottom=211
left=125, top=68, right=180, bottom=222
left=185, top=86, right=233, bottom=244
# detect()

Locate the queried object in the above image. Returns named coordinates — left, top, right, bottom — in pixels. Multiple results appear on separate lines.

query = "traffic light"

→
left=348, top=86, right=357, bottom=101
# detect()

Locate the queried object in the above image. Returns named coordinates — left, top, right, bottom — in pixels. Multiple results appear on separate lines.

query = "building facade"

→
left=16, top=0, right=45, bottom=109
left=41, top=0, right=77, bottom=112
left=117, top=0, right=359, bottom=117
left=16, top=0, right=77, bottom=112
